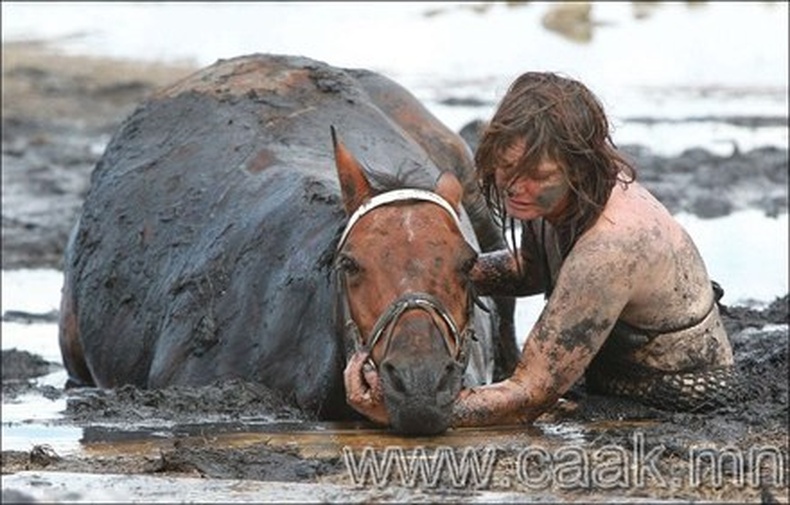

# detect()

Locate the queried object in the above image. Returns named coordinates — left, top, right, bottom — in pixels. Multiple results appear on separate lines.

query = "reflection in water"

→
left=74, top=418, right=610, bottom=460
left=1, top=423, right=82, bottom=454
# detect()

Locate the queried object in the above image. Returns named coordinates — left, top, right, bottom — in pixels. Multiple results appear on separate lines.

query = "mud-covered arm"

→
left=470, top=249, right=545, bottom=297
left=452, top=236, right=634, bottom=426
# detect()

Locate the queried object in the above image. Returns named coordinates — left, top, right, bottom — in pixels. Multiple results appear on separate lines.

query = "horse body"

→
left=59, top=54, right=516, bottom=431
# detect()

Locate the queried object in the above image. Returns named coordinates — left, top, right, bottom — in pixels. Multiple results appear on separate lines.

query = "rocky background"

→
left=3, top=41, right=788, bottom=270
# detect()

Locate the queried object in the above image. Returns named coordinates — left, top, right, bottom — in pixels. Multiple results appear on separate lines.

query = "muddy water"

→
left=2, top=292, right=787, bottom=501
left=36, top=418, right=597, bottom=464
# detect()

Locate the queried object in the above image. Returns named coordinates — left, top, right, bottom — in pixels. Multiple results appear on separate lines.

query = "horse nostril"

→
left=382, top=361, right=407, bottom=394
left=436, top=361, right=459, bottom=393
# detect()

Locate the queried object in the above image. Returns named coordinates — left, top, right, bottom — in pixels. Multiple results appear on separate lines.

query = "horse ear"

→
left=331, top=126, right=373, bottom=215
left=435, top=171, right=463, bottom=213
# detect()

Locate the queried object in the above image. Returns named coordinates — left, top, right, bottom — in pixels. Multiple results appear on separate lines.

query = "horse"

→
left=58, top=53, right=517, bottom=435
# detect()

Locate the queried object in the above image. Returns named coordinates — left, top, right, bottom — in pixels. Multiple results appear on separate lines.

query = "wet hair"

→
left=475, top=72, right=636, bottom=256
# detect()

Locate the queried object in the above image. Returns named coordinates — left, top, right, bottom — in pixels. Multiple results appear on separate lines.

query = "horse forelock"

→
left=362, top=157, right=437, bottom=193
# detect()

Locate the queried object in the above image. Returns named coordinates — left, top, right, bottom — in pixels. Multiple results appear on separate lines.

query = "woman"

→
left=344, top=71, right=736, bottom=427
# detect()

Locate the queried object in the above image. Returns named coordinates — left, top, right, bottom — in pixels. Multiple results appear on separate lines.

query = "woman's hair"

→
left=475, top=72, right=636, bottom=256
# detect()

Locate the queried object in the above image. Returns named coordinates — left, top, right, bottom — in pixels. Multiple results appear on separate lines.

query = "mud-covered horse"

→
left=58, top=53, right=518, bottom=435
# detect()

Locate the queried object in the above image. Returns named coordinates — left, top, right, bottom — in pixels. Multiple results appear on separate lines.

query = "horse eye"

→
left=337, top=254, right=361, bottom=275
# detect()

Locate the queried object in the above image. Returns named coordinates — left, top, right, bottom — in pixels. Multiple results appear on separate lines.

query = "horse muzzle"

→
left=376, top=318, right=465, bottom=436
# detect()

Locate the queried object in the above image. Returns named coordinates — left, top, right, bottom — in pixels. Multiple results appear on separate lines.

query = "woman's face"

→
left=494, top=139, right=570, bottom=221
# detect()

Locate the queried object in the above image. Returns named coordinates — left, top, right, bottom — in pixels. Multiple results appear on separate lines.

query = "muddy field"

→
left=2, top=42, right=788, bottom=502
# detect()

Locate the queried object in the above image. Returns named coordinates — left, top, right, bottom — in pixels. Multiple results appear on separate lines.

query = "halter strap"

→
left=336, top=189, right=461, bottom=252
left=336, top=270, right=476, bottom=369
left=366, top=292, right=467, bottom=359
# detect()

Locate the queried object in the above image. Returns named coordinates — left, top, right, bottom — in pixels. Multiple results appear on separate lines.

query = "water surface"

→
left=2, top=2, right=787, bottom=153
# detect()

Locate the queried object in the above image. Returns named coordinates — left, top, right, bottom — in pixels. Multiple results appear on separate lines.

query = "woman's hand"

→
left=343, top=350, right=389, bottom=426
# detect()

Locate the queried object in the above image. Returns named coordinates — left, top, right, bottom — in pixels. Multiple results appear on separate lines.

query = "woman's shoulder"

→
left=595, top=182, right=676, bottom=235
left=573, top=183, right=682, bottom=266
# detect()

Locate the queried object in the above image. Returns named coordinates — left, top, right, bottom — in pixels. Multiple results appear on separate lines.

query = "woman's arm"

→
left=471, top=249, right=545, bottom=297
left=453, top=235, right=636, bottom=426
left=471, top=220, right=552, bottom=297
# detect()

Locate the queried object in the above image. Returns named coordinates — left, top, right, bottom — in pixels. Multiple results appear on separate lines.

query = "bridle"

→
left=334, top=188, right=478, bottom=370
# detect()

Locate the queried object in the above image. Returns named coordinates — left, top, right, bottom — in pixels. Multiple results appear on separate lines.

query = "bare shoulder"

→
left=600, top=182, right=672, bottom=232
left=574, top=182, right=675, bottom=265
left=582, top=181, right=715, bottom=326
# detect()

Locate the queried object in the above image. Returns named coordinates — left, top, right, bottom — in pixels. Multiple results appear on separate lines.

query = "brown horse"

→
left=333, top=127, right=486, bottom=433
left=58, top=53, right=517, bottom=435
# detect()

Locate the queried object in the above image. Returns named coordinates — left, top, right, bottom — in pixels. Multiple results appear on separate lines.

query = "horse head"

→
left=332, top=127, right=479, bottom=435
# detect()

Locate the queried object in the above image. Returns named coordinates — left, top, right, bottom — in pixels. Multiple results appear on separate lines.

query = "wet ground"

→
left=1, top=41, right=788, bottom=502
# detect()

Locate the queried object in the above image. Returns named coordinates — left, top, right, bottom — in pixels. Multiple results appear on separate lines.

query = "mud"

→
left=2, top=296, right=787, bottom=501
left=1, top=42, right=788, bottom=502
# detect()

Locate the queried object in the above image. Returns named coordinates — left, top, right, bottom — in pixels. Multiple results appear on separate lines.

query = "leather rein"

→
left=334, top=189, right=478, bottom=369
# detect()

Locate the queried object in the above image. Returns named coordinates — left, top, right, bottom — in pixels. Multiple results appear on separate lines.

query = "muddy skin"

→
left=470, top=249, right=531, bottom=297
left=555, top=317, right=611, bottom=354
left=1, top=42, right=787, bottom=502
left=470, top=175, right=741, bottom=417
left=533, top=181, right=568, bottom=215
left=451, top=384, right=520, bottom=427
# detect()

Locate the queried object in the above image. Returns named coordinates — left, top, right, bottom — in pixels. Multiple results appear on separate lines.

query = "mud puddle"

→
left=10, top=416, right=611, bottom=460
left=2, top=278, right=789, bottom=502
left=3, top=400, right=673, bottom=503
